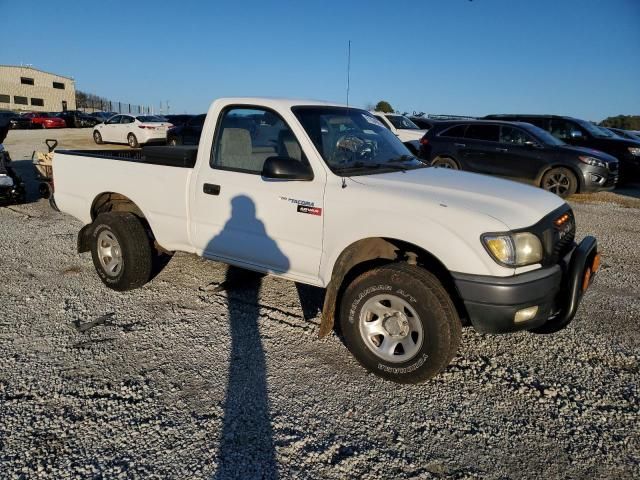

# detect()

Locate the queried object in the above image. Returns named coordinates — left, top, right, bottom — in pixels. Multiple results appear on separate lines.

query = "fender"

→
left=319, top=238, right=399, bottom=337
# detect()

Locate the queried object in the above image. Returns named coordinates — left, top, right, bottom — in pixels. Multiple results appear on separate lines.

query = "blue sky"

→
left=2, top=0, right=638, bottom=120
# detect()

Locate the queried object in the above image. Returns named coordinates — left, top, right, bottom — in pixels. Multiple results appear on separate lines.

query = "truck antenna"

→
left=346, top=40, right=351, bottom=107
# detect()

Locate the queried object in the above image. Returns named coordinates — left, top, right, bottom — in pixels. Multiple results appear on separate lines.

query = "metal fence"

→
left=77, top=99, right=154, bottom=115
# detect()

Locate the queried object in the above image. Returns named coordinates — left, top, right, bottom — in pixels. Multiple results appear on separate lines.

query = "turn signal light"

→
left=555, top=213, right=570, bottom=226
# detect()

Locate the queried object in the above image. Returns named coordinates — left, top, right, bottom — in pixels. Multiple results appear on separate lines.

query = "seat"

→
left=278, top=130, right=302, bottom=161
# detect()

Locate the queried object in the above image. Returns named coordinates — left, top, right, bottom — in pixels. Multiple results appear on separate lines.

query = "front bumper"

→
left=580, top=165, right=618, bottom=192
left=452, top=236, right=599, bottom=334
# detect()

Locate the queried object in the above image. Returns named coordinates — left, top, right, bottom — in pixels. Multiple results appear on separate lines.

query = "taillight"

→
left=419, top=137, right=429, bottom=145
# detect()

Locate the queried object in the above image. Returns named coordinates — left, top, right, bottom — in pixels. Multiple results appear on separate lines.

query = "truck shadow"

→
left=207, top=195, right=284, bottom=480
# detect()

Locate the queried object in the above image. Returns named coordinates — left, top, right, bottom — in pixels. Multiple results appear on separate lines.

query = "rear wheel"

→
left=168, top=137, right=179, bottom=146
left=93, top=130, right=103, bottom=144
left=90, top=212, right=153, bottom=291
left=541, top=167, right=577, bottom=198
left=431, top=156, right=460, bottom=169
left=339, top=263, right=461, bottom=383
left=127, top=133, right=139, bottom=148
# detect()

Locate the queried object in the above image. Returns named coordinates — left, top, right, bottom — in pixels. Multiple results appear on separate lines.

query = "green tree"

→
left=374, top=101, right=394, bottom=113
left=600, top=115, right=640, bottom=130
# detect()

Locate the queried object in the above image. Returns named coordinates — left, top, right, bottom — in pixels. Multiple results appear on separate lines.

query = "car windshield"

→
left=596, top=126, right=618, bottom=138
left=574, top=119, right=612, bottom=138
left=386, top=114, right=421, bottom=130
left=293, top=106, right=426, bottom=175
left=137, top=115, right=165, bottom=123
left=523, top=124, right=565, bottom=146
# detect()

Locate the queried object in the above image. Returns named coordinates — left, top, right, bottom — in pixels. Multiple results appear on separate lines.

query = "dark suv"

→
left=419, top=120, right=618, bottom=197
left=484, top=114, right=640, bottom=183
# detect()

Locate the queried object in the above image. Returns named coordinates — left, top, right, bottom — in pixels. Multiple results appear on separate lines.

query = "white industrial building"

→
left=0, top=65, right=76, bottom=112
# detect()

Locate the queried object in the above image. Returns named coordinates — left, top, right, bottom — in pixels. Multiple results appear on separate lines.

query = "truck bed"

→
left=56, top=145, right=198, bottom=168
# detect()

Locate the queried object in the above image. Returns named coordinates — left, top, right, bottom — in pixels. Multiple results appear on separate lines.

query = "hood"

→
left=557, top=145, right=619, bottom=163
left=352, top=167, right=565, bottom=230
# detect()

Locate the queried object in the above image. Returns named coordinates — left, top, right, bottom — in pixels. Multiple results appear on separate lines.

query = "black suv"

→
left=56, top=110, right=99, bottom=128
left=167, top=114, right=205, bottom=145
left=419, top=120, right=618, bottom=197
left=484, top=114, right=640, bottom=183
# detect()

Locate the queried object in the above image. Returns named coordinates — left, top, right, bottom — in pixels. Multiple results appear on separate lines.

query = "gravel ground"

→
left=1, top=130, right=639, bottom=479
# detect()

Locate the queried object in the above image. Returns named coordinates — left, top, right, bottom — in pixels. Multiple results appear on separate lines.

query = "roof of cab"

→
left=212, top=97, right=350, bottom=110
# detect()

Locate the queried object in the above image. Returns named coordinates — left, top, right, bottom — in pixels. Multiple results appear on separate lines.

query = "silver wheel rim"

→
left=544, top=172, right=570, bottom=195
left=94, top=132, right=100, bottom=142
left=128, top=135, right=135, bottom=147
left=97, top=230, right=122, bottom=277
left=359, top=294, right=424, bottom=363
left=434, top=159, right=454, bottom=169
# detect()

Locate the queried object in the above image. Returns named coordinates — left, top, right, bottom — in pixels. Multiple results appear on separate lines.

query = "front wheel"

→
left=127, top=133, right=139, bottom=148
left=93, top=130, right=103, bottom=144
left=90, top=212, right=153, bottom=291
left=339, top=263, right=461, bottom=383
left=541, top=167, right=577, bottom=198
left=431, top=156, right=460, bottom=169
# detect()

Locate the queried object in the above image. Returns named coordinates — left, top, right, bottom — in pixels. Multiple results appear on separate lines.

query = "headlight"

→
left=0, top=174, right=14, bottom=187
left=628, top=147, right=640, bottom=156
left=578, top=155, right=607, bottom=168
left=482, top=232, right=543, bottom=267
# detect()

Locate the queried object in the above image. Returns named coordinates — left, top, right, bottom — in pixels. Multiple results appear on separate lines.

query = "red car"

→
left=22, top=112, right=66, bottom=129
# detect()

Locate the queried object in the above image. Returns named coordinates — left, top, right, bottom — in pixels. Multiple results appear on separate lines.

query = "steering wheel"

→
left=332, top=133, right=378, bottom=165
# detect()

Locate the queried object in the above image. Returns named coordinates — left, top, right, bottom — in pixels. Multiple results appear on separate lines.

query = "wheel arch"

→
left=78, top=192, right=151, bottom=253
left=318, top=237, right=468, bottom=338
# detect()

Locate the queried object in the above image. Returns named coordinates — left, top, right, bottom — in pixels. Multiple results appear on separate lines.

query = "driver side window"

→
left=499, top=126, right=534, bottom=145
left=210, top=107, right=306, bottom=174
left=107, top=115, right=121, bottom=124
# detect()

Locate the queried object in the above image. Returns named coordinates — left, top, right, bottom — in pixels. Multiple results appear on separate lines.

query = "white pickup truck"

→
left=53, top=97, right=600, bottom=383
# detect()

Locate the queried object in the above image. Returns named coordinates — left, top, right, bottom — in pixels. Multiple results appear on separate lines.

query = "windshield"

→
left=596, top=126, right=618, bottom=138
left=293, top=107, right=426, bottom=175
left=523, top=124, right=565, bottom=146
left=386, top=114, right=421, bottom=130
left=574, top=119, right=612, bottom=138
left=137, top=115, right=165, bottom=123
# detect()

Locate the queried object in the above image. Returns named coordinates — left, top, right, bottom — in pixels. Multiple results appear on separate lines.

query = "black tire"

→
left=541, top=167, right=577, bottom=198
left=127, top=133, right=139, bottom=148
left=93, top=130, right=103, bottom=145
left=90, top=212, right=153, bottom=291
left=431, top=156, right=460, bottom=170
left=339, top=263, right=461, bottom=383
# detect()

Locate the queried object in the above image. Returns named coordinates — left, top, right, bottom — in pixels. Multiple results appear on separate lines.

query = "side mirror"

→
left=570, top=130, right=584, bottom=139
left=262, top=156, right=313, bottom=181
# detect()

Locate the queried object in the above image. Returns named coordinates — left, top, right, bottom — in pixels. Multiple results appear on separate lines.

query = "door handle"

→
left=203, top=183, right=220, bottom=195
left=454, top=143, right=466, bottom=147
left=495, top=147, right=508, bottom=152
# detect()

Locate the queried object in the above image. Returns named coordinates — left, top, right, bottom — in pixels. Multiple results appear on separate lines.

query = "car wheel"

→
left=93, top=130, right=103, bottom=145
left=431, top=156, right=460, bottom=169
left=168, top=137, right=179, bottom=146
left=127, top=133, right=139, bottom=148
left=541, top=167, right=577, bottom=198
left=90, top=213, right=153, bottom=291
left=339, top=263, right=461, bottom=383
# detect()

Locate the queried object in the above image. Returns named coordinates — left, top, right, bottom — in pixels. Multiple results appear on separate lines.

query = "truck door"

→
left=190, top=106, right=325, bottom=282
